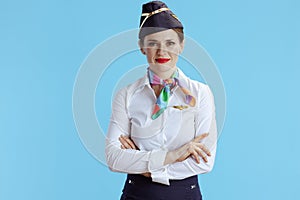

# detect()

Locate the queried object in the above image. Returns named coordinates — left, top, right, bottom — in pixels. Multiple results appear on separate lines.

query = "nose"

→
left=157, top=44, right=168, bottom=55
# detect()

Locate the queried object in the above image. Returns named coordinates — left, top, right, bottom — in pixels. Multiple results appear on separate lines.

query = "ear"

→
left=140, top=49, right=146, bottom=55
left=138, top=40, right=146, bottom=55
left=179, top=39, right=185, bottom=54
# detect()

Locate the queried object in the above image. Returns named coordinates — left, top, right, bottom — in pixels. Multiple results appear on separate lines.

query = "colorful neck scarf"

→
left=148, top=69, right=196, bottom=119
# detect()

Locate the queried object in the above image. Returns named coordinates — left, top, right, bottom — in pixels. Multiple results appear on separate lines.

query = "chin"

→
left=150, top=64, right=176, bottom=72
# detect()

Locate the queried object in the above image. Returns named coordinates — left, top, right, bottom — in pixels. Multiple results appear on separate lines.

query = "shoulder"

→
left=114, top=75, right=148, bottom=101
left=178, top=68, right=210, bottom=93
left=178, top=68, right=213, bottom=105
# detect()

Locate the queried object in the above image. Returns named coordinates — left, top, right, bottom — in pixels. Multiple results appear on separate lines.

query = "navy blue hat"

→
left=139, top=1, right=183, bottom=39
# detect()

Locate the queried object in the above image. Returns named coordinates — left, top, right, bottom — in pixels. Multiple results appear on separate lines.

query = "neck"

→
left=149, top=66, right=177, bottom=79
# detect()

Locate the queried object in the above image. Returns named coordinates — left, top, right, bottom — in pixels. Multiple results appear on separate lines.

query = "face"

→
left=140, top=29, right=184, bottom=75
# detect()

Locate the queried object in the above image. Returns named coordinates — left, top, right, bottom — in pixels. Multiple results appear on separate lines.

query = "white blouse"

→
left=105, top=68, right=217, bottom=185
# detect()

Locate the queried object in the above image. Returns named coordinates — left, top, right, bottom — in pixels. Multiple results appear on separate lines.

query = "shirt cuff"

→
left=148, top=148, right=167, bottom=171
left=151, top=167, right=170, bottom=185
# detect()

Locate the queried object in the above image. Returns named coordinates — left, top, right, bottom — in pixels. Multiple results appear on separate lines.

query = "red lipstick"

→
left=156, top=58, right=170, bottom=64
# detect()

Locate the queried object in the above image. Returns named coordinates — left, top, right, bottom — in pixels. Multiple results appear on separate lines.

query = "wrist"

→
left=164, top=150, right=177, bottom=165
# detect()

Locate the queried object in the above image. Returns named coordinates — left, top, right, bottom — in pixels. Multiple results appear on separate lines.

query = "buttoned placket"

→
left=146, top=83, right=167, bottom=149
left=161, top=84, right=179, bottom=149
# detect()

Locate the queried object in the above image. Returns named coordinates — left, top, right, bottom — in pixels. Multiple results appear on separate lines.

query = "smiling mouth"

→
left=156, top=58, right=170, bottom=64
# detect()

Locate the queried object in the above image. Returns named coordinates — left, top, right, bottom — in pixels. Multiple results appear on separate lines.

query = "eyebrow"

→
left=146, top=39, right=175, bottom=42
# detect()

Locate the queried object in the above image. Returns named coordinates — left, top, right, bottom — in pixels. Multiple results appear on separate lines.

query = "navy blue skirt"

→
left=120, top=174, right=202, bottom=200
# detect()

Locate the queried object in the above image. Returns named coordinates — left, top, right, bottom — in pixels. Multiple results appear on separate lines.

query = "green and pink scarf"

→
left=148, top=69, right=196, bottom=119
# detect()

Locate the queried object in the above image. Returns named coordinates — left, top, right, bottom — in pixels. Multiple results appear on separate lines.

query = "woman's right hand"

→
left=164, top=133, right=211, bottom=165
left=119, top=135, right=138, bottom=150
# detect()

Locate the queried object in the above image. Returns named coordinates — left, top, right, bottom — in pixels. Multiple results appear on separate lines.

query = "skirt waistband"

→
left=127, top=174, right=198, bottom=186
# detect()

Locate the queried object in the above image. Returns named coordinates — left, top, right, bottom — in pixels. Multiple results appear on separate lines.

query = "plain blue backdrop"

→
left=1, top=0, right=299, bottom=199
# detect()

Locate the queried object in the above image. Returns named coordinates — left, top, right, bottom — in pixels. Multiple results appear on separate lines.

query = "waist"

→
left=127, top=174, right=198, bottom=186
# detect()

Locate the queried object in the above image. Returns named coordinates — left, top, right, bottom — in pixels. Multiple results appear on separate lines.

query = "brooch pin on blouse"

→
left=172, top=105, right=189, bottom=110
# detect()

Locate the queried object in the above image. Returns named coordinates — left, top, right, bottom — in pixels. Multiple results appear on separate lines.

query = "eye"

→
left=166, top=41, right=176, bottom=46
left=147, top=42, right=158, bottom=47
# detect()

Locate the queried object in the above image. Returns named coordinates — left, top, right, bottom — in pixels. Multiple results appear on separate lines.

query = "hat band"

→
left=140, top=7, right=170, bottom=28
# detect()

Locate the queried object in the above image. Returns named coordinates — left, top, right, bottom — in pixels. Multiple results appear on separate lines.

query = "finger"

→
left=191, top=150, right=200, bottom=164
left=200, top=144, right=211, bottom=157
left=120, top=134, right=129, bottom=139
left=193, top=133, right=209, bottom=142
left=195, top=147, right=208, bottom=163
left=120, top=135, right=138, bottom=150
left=120, top=135, right=137, bottom=149
left=121, top=145, right=125, bottom=149
left=119, top=136, right=131, bottom=149
left=141, top=172, right=151, bottom=177
left=123, top=137, right=137, bottom=150
left=195, top=143, right=211, bottom=157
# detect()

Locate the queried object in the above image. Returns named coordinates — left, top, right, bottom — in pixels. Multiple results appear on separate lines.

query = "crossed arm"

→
left=105, top=84, right=217, bottom=184
left=119, top=133, right=211, bottom=178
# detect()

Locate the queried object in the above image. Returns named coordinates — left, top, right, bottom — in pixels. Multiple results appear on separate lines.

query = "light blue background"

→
left=1, top=0, right=299, bottom=199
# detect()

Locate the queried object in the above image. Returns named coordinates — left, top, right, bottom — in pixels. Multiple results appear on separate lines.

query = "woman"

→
left=105, top=1, right=217, bottom=199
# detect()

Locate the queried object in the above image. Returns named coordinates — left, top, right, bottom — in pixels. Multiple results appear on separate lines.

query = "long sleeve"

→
left=106, top=72, right=218, bottom=185
left=105, top=88, right=168, bottom=174
left=166, top=85, right=218, bottom=179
